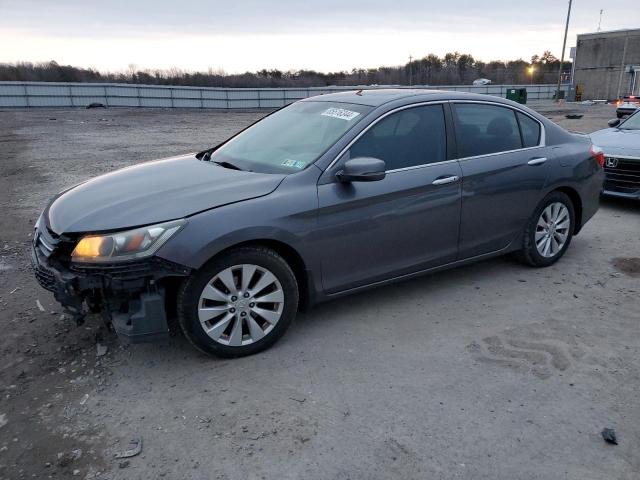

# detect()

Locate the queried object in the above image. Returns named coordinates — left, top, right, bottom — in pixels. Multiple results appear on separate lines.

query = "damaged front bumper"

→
left=31, top=228, right=191, bottom=343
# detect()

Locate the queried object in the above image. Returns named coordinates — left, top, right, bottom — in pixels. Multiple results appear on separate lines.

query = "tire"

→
left=177, top=246, right=298, bottom=358
left=516, top=191, right=575, bottom=268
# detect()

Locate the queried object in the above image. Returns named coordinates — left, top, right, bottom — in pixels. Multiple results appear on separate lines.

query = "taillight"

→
left=590, top=144, right=605, bottom=167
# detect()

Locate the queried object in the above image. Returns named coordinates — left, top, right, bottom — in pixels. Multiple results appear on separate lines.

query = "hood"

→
left=47, top=154, right=285, bottom=234
left=590, top=128, right=640, bottom=157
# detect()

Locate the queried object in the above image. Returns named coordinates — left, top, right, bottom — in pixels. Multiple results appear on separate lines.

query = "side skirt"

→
left=318, top=242, right=517, bottom=303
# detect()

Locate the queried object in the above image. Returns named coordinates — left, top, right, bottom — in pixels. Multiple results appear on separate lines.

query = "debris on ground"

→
left=79, top=394, right=89, bottom=405
left=565, top=114, right=583, bottom=119
left=96, top=343, right=108, bottom=357
left=57, top=448, right=82, bottom=467
left=36, top=299, right=45, bottom=312
left=289, top=396, right=306, bottom=403
left=601, top=428, right=618, bottom=445
left=114, top=437, right=143, bottom=459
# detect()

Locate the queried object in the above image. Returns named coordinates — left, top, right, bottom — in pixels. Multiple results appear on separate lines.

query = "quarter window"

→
left=348, top=104, right=447, bottom=170
left=517, top=112, right=541, bottom=147
left=454, top=104, right=522, bottom=157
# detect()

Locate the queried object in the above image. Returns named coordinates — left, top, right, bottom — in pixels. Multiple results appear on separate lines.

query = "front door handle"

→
left=432, top=175, right=460, bottom=185
left=527, top=157, right=547, bottom=166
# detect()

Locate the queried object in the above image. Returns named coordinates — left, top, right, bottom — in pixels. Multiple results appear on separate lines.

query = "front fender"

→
left=155, top=168, right=321, bottom=277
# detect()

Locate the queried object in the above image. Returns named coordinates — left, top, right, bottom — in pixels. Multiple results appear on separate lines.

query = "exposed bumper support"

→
left=31, top=242, right=190, bottom=343
left=111, top=292, right=170, bottom=343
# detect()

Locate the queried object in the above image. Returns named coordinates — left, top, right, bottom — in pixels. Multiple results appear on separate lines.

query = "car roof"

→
left=300, top=88, right=516, bottom=108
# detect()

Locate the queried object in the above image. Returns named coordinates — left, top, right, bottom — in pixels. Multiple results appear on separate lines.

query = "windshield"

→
left=620, top=111, right=640, bottom=130
left=209, top=101, right=372, bottom=174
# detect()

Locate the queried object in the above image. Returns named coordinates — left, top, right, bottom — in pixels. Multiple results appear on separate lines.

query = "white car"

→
left=590, top=110, right=640, bottom=199
left=472, top=78, right=492, bottom=86
left=616, top=96, right=640, bottom=118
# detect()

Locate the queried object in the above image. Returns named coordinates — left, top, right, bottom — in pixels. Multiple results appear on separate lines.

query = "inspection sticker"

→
left=321, top=108, right=361, bottom=121
left=281, top=159, right=306, bottom=169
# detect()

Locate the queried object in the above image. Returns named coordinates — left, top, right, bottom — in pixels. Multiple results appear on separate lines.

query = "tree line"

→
left=0, top=51, right=570, bottom=87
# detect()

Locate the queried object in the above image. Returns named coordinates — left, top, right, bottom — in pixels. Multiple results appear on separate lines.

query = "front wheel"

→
left=516, top=191, right=575, bottom=267
left=177, top=246, right=299, bottom=357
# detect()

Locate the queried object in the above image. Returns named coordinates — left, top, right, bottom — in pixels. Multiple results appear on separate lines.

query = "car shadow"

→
left=601, top=196, right=639, bottom=213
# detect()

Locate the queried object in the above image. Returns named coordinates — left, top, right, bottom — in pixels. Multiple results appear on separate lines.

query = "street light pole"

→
left=409, top=55, right=413, bottom=86
left=555, top=0, right=573, bottom=101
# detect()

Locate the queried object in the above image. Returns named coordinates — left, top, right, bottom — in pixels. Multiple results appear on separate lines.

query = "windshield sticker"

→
left=281, top=159, right=306, bottom=169
left=321, top=108, right=361, bottom=121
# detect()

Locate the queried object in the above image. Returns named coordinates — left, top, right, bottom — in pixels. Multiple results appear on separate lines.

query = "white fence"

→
left=0, top=82, right=568, bottom=109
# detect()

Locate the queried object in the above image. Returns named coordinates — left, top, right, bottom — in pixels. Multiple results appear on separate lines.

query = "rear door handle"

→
left=527, top=157, right=547, bottom=166
left=432, top=175, right=460, bottom=185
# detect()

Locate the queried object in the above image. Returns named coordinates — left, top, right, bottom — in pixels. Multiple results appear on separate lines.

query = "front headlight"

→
left=71, top=219, right=185, bottom=263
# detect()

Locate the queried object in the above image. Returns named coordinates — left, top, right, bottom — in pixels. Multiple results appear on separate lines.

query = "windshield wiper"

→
left=212, top=160, right=243, bottom=171
left=197, top=149, right=243, bottom=171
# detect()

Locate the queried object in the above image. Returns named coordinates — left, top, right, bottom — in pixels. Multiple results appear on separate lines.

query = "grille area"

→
left=70, top=257, right=189, bottom=280
left=70, top=260, right=153, bottom=280
left=604, top=157, right=640, bottom=194
left=34, top=264, right=57, bottom=291
left=31, top=248, right=58, bottom=292
left=35, top=227, right=60, bottom=258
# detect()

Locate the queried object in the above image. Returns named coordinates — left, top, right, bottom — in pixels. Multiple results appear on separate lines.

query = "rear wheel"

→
left=516, top=191, right=575, bottom=267
left=177, top=247, right=298, bottom=357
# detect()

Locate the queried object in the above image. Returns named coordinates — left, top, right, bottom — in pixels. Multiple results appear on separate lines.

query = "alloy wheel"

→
left=197, top=264, right=284, bottom=346
left=535, top=202, right=570, bottom=258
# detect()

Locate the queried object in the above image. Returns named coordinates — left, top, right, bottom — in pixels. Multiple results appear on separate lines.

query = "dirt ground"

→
left=0, top=102, right=638, bottom=480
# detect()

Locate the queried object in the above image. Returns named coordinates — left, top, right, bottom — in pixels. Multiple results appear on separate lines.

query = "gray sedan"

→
left=590, top=110, right=640, bottom=199
left=32, top=90, right=604, bottom=357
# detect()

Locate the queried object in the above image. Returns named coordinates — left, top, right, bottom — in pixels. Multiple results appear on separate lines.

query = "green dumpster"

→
left=506, top=88, right=527, bottom=104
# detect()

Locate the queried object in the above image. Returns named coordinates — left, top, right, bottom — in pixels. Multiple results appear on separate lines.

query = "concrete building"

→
left=573, top=28, right=640, bottom=100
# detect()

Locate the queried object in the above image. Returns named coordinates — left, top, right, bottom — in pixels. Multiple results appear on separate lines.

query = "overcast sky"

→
left=0, top=0, right=636, bottom=73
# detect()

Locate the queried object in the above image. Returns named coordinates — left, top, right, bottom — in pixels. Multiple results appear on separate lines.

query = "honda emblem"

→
left=605, top=157, right=618, bottom=168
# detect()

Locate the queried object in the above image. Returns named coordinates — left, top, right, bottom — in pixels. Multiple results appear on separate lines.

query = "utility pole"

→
left=597, top=9, right=603, bottom=32
left=409, top=55, right=413, bottom=86
left=555, top=0, right=573, bottom=102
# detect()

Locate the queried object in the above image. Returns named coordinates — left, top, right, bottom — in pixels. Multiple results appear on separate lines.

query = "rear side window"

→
left=454, top=104, right=522, bottom=157
left=349, top=104, right=447, bottom=170
left=517, top=112, right=541, bottom=147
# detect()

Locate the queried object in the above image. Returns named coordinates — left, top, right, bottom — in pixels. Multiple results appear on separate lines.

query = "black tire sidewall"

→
left=178, top=247, right=298, bottom=358
left=524, top=191, right=575, bottom=267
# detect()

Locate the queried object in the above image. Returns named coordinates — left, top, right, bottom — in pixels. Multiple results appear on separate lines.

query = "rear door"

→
left=317, top=103, right=462, bottom=293
left=452, top=102, right=550, bottom=258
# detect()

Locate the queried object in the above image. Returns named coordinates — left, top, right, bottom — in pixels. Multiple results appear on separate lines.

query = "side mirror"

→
left=608, top=118, right=621, bottom=127
left=336, top=157, right=386, bottom=183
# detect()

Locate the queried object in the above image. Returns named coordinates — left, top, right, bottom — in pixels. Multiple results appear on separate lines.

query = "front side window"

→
left=454, top=104, right=523, bottom=157
left=348, top=104, right=447, bottom=171
left=211, top=101, right=372, bottom=174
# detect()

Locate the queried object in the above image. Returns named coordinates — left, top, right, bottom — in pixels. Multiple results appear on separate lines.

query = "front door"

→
left=316, top=103, right=462, bottom=294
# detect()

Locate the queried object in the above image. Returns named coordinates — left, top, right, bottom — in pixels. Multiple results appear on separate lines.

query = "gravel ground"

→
left=0, top=103, right=638, bottom=480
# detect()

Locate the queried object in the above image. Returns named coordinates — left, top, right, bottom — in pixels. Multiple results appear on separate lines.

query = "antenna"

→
left=597, top=9, right=603, bottom=32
